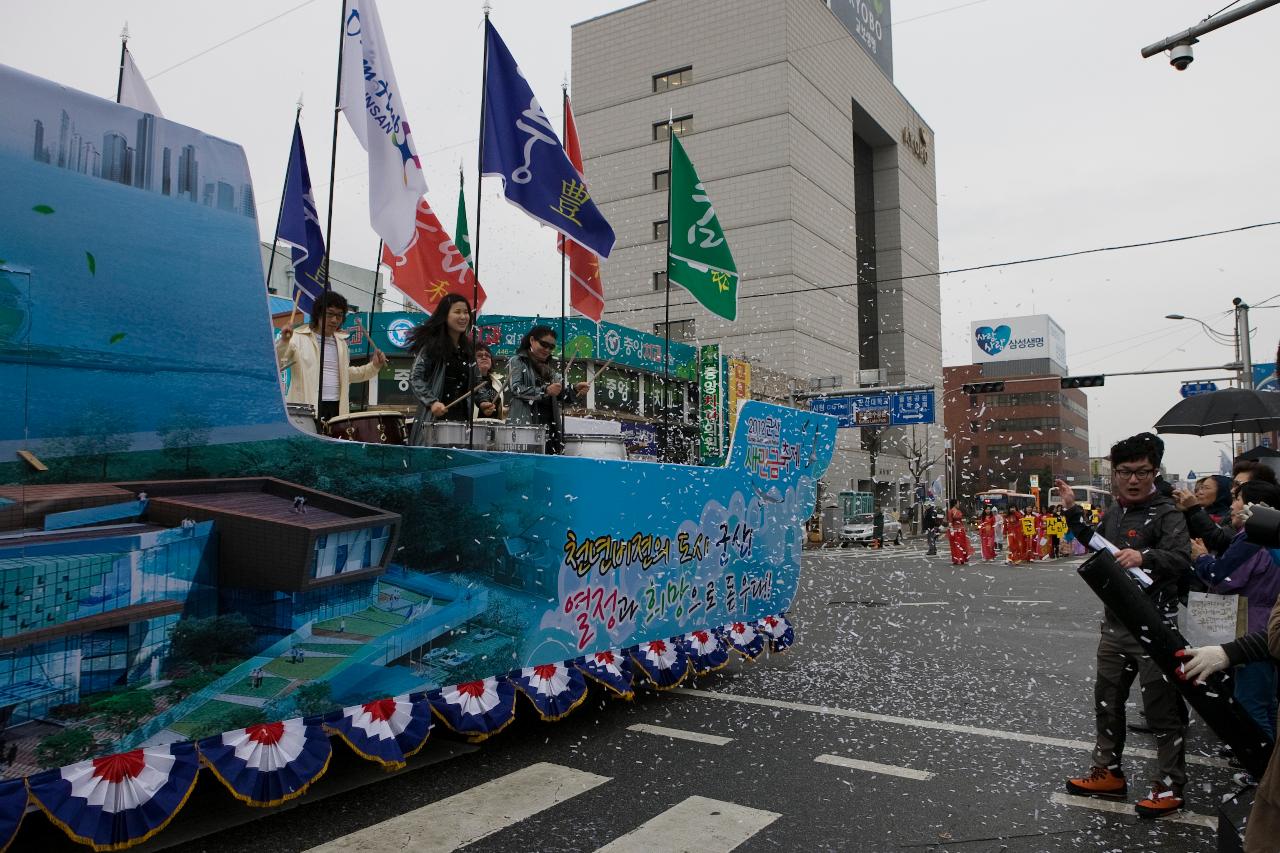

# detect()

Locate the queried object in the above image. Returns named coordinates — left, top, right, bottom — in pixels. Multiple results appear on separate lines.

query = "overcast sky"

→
left=9, top=0, right=1279, bottom=479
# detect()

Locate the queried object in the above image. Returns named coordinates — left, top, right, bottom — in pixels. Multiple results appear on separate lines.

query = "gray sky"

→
left=9, top=0, right=1279, bottom=478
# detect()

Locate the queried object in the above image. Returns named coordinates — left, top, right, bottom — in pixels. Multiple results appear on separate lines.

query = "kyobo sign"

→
left=809, top=389, right=935, bottom=428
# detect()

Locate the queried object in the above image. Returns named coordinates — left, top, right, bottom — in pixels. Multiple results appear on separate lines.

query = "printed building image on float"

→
left=0, top=64, right=837, bottom=848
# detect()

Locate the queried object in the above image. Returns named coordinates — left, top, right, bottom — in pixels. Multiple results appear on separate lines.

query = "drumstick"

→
left=354, top=316, right=382, bottom=359
left=286, top=290, right=301, bottom=329
left=585, top=359, right=614, bottom=387
left=442, top=382, right=488, bottom=411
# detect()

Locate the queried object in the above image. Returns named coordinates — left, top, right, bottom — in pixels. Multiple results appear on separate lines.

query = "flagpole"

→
left=317, top=0, right=349, bottom=420
left=661, top=114, right=674, bottom=463
left=265, top=101, right=304, bottom=297
left=471, top=5, right=492, bottom=449
left=369, top=239, right=383, bottom=311
left=115, top=24, right=129, bottom=103
left=559, top=82, right=569, bottom=386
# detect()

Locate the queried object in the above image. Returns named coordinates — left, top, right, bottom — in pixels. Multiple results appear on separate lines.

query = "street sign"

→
left=1188, top=470, right=1197, bottom=480
left=1180, top=380, right=1218, bottom=398
left=1029, top=474, right=1040, bottom=488
left=809, top=389, right=935, bottom=427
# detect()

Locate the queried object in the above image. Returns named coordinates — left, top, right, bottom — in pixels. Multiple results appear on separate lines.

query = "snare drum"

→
left=286, top=403, right=317, bottom=435
left=491, top=424, right=546, bottom=454
left=324, top=410, right=407, bottom=445
left=562, top=433, right=628, bottom=460
left=419, top=420, right=480, bottom=449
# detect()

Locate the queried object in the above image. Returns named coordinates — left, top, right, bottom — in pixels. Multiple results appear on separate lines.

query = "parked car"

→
left=840, top=512, right=902, bottom=546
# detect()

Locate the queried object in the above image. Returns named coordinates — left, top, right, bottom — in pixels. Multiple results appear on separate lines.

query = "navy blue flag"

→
left=480, top=20, right=615, bottom=258
left=278, top=121, right=327, bottom=313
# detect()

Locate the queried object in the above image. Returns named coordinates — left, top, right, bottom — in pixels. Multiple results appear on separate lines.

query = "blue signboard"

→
left=1254, top=363, right=1278, bottom=392
left=810, top=390, right=935, bottom=428
left=1180, top=380, right=1218, bottom=398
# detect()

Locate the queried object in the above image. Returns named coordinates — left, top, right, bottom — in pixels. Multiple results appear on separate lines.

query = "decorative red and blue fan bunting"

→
left=27, top=742, right=199, bottom=852
left=758, top=614, right=795, bottom=652
left=0, top=778, right=26, bottom=852
left=575, top=649, right=635, bottom=699
left=725, top=621, right=766, bottom=660
left=428, top=677, right=517, bottom=741
left=683, top=628, right=730, bottom=675
left=325, top=695, right=433, bottom=769
left=198, top=719, right=331, bottom=807
left=512, top=662, right=589, bottom=721
left=630, top=638, right=689, bottom=689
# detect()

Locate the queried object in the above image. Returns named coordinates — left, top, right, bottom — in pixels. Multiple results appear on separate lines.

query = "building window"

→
left=653, top=270, right=668, bottom=291
left=654, top=318, right=695, bottom=342
left=653, top=115, right=693, bottom=141
left=653, top=170, right=669, bottom=191
left=653, top=66, right=692, bottom=92
left=653, top=220, right=668, bottom=241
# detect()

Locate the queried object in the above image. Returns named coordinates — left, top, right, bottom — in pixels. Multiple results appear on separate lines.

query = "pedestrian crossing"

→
left=303, top=761, right=782, bottom=853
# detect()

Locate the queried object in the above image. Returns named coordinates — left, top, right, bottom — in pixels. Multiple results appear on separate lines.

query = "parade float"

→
left=0, top=63, right=837, bottom=849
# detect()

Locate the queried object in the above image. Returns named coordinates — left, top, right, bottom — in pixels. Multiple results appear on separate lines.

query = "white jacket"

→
left=275, top=325, right=380, bottom=416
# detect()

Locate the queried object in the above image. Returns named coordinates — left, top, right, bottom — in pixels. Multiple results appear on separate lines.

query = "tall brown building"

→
left=942, top=364, right=1090, bottom=501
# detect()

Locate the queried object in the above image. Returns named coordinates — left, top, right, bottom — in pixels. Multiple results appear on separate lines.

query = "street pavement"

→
left=23, top=543, right=1245, bottom=852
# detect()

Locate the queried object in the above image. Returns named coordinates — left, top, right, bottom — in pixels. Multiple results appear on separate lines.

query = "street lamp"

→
left=1165, top=310, right=1248, bottom=386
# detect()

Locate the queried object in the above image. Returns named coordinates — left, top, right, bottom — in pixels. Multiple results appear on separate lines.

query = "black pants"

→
left=317, top=400, right=339, bottom=423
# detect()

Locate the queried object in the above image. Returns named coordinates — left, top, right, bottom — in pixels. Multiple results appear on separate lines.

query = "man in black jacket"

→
left=1058, top=432, right=1193, bottom=819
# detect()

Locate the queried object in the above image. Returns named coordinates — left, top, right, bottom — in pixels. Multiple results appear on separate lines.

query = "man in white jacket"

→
left=275, top=291, right=385, bottom=422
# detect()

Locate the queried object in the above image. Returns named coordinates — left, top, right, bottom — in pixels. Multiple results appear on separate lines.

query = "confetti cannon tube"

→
left=1076, top=549, right=1274, bottom=780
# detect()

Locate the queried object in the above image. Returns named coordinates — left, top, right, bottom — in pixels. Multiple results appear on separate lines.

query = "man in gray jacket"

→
left=1058, top=432, right=1193, bottom=818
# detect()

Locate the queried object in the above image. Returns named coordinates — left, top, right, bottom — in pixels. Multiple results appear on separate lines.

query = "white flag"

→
left=338, top=0, right=427, bottom=255
left=118, top=48, right=163, bottom=116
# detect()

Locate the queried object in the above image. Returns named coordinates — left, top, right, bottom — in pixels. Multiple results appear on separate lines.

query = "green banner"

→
left=699, top=344, right=723, bottom=463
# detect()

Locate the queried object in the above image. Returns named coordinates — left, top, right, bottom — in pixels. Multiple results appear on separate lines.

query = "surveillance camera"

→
left=1169, top=42, right=1194, bottom=71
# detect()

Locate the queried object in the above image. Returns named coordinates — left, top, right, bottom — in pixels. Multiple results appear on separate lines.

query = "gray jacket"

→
left=407, top=347, right=478, bottom=445
left=505, top=352, right=579, bottom=431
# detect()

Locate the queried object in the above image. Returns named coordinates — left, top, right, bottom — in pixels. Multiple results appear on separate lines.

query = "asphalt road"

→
left=23, top=544, right=1245, bottom=852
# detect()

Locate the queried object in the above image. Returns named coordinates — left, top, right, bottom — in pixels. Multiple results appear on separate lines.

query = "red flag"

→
left=382, top=198, right=487, bottom=314
left=557, top=96, right=605, bottom=323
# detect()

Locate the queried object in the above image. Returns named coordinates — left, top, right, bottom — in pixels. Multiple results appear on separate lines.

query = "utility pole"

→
left=1235, top=297, right=1254, bottom=389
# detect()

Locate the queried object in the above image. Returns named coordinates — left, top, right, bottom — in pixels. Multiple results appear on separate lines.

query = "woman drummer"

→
left=507, top=325, right=588, bottom=454
left=473, top=344, right=505, bottom=420
left=406, top=294, right=489, bottom=445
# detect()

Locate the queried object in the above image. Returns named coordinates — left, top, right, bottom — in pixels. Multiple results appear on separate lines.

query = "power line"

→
left=896, top=0, right=997, bottom=26
left=606, top=218, right=1280, bottom=315
left=147, top=0, right=324, bottom=80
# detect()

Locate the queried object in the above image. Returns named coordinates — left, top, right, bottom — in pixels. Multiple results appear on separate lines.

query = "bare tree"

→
left=884, top=425, right=942, bottom=487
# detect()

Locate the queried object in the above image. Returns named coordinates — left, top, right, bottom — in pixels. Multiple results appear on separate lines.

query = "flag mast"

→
left=265, top=95, right=304, bottom=296
left=317, top=0, right=350, bottom=418
left=471, top=3, right=493, bottom=448
left=115, top=23, right=129, bottom=103
left=661, top=111, right=674, bottom=463
left=559, top=79, right=569, bottom=383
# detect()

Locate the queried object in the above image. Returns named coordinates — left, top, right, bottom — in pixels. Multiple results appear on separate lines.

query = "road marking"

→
left=627, top=723, right=732, bottom=745
left=1048, top=793, right=1215, bottom=829
left=895, top=601, right=947, bottom=607
left=1003, top=599, right=1053, bottom=604
left=594, top=795, right=780, bottom=853
left=304, top=762, right=610, bottom=853
left=814, top=754, right=935, bottom=780
left=672, top=689, right=1229, bottom=769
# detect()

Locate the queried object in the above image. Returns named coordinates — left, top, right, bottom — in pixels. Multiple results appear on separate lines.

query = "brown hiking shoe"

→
left=1135, top=783, right=1183, bottom=819
left=1065, top=766, right=1127, bottom=798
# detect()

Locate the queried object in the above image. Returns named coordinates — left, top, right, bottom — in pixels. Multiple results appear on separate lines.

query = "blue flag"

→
left=480, top=20, right=615, bottom=259
left=278, top=121, right=327, bottom=313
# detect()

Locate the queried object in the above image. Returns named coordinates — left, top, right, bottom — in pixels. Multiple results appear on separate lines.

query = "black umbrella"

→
left=1239, top=445, right=1280, bottom=460
left=1154, top=388, right=1280, bottom=436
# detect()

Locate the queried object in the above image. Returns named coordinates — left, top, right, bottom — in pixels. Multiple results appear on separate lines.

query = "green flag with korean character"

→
left=668, top=134, right=738, bottom=321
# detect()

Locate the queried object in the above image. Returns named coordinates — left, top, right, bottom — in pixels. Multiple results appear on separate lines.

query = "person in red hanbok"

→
left=978, top=507, right=997, bottom=561
left=946, top=499, right=972, bottom=565
left=1006, top=508, right=1027, bottom=564
left=1033, top=510, right=1049, bottom=560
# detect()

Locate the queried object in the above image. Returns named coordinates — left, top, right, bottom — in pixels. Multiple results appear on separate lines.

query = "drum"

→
left=490, top=424, right=546, bottom=454
left=562, top=434, right=628, bottom=460
left=419, top=420, right=481, bottom=449
left=324, top=410, right=407, bottom=445
left=286, top=403, right=317, bottom=435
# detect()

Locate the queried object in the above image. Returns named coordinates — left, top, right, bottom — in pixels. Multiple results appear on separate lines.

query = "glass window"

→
left=653, top=115, right=693, bottom=141
left=653, top=270, right=668, bottom=291
left=653, top=318, right=695, bottom=342
left=653, top=220, right=668, bottom=241
left=653, top=170, right=669, bottom=191
left=653, top=66, right=692, bottom=92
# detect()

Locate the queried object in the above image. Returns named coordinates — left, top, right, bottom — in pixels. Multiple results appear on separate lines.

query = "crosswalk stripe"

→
left=814, top=754, right=935, bottom=780
left=593, top=795, right=780, bottom=853
left=673, top=689, right=1230, bottom=769
left=628, top=723, right=733, bottom=745
left=304, top=762, right=610, bottom=853
left=1048, top=793, right=1215, bottom=829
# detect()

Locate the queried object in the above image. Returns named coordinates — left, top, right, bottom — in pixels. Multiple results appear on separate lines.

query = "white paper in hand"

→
left=1089, top=533, right=1120, bottom=555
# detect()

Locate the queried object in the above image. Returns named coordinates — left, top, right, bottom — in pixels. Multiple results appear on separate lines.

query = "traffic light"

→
left=961, top=381, right=1005, bottom=394
left=1061, top=375, right=1105, bottom=389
